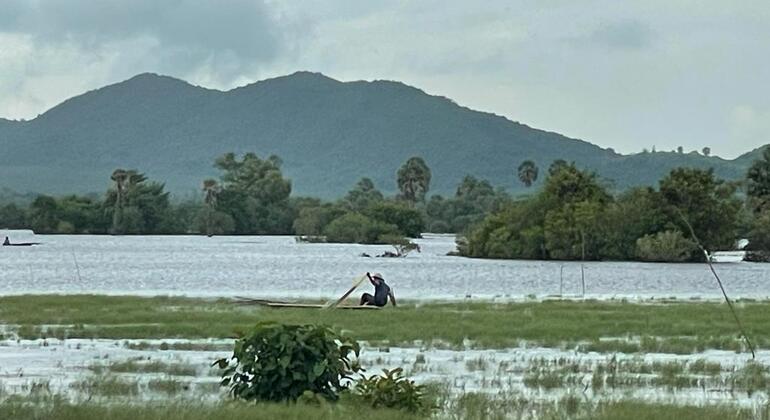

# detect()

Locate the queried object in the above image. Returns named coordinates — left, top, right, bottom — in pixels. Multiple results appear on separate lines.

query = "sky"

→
left=0, top=0, right=768, bottom=158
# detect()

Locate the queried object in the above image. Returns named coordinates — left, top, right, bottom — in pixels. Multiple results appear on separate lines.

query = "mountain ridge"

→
left=0, top=72, right=761, bottom=198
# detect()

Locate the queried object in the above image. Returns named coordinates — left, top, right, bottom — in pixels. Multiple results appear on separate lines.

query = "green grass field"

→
left=0, top=395, right=761, bottom=420
left=0, top=295, right=767, bottom=352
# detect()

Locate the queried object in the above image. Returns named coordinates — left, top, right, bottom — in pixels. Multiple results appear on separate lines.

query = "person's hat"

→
left=371, top=273, right=384, bottom=281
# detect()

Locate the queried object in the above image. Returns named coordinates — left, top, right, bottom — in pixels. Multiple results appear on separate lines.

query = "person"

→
left=2, top=236, right=9, bottom=246
left=360, top=272, right=397, bottom=307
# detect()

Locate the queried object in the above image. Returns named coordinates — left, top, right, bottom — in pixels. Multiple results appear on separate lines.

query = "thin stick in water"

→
left=676, top=208, right=755, bottom=358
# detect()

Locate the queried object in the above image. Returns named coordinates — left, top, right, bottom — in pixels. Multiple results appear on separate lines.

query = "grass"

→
left=0, top=394, right=763, bottom=420
left=3, top=295, right=770, bottom=352
left=147, top=379, right=189, bottom=395
left=70, top=376, right=139, bottom=397
left=125, top=341, right=230, bottom=352
left=0, top=397, right=423, bottom=420
left=89, top=359, right=199, bottom=376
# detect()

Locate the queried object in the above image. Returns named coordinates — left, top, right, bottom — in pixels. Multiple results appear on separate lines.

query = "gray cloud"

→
left=574, top=19, right=655, bottom=50
left=0, top=0, right=287, bottom=80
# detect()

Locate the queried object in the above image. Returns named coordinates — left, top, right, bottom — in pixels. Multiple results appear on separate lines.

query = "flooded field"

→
left=1, top=338, right=769, bottom=410
left=1, top=234, right=770, bottom=300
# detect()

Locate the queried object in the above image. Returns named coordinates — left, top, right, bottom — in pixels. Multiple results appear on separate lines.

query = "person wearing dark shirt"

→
left=360, top=272, right=397, bottom=307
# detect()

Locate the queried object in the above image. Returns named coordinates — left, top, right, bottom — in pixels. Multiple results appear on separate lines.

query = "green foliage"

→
left=635, top=231, right=698, bottom=262
left=747, top=211, right=770, bottom=251
left=747, top=147, right=770, bottom=212
left=659, top=167, right=741, bottom=252
left=354, top=368, right=428, bottom=413
left=542, top=163, right=611, bottom=205
left=597, top=187, right=667, bottom=260
left=193, top=208, right=235, bottom=236
left=0, top=203, right=27, bottom=228
left=463, top=162, right=742, bottom=262
left=104, top=171, right=172, bottom=234
left=214, top=322, right=360, bottom=402
left=323, top=213, right=400, bottom=244
left=28, top=195, right=60, bottom=233
left=396, top=157, right=431, bottom=203
left=293, top=205, right=346, bottom=236
left=343, top=178, right=384, bottom=212
left=377, top=234, right=421, bottom=257
left=364, top=202, right=425, bottom=238
left=213, top=153, right=293, bottom=234
left=425, top=175, right=510, bottom=233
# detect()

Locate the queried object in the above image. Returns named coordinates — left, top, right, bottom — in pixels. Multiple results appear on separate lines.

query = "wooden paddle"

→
left=324, top=274, right=368, bottom=309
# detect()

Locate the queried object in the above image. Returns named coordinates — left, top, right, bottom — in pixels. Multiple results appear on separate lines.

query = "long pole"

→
left=677, top=208, right=755, bottom=358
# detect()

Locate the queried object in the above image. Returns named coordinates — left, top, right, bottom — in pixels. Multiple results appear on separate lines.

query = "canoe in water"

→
left=233, top=298, right=380, bottom=310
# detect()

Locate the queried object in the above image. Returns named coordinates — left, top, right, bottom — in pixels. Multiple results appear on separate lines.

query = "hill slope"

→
left=0, top=72, right=758, bottom=198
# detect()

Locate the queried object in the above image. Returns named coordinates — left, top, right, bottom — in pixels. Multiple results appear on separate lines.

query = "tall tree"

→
left=106, top=170, right=171, bottom=234
left=747, top=147, right=770, bottom=212
left=214, top=152, right=292, bottom=234
left=343, top=177, right=384, bottom=211
left=517, top=160, right=539, bottom=187
left=660, top=167, right=740, bottom=252
left=396, top=157, right=431, bottom=204
left=28, top=195, right=60, bottom=234
left=110, top=169, right=129, bottom=234
left=201, top=179, right=221, bottom=236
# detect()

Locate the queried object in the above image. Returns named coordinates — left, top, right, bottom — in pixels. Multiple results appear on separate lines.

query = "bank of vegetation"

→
left=4, top=148, right=770, bottom=262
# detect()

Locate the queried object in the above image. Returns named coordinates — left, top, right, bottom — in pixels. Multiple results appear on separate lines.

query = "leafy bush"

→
left=378, top=234, right=421, bottom=257
left=364, top=202, right=425, bottom=238
left=354, top=368, right=427, bottom=413
left=636, top=230, right=697, bottom=262
left=323, top=213, right=400, bottom=244
left=213, top=322, right=360, bottom=402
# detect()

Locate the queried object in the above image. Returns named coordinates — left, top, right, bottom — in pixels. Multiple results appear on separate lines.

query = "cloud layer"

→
left=0, top=0, right=768, bottom=158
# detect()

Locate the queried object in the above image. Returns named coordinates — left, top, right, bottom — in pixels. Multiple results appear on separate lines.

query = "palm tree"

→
left=517, top=160, right=539, bottom=187
left=110, top=169, right=129, bottom=234
left=397, top=157, right=431, bottom=204
left=202, top=179, right=221, bottom=237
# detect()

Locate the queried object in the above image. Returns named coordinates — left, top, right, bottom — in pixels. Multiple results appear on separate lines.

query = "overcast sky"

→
left=0, top=1, right=768, bottom=158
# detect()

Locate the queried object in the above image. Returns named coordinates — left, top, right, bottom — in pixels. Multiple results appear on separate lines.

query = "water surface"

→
left=1, top=234, right=769, bottom=300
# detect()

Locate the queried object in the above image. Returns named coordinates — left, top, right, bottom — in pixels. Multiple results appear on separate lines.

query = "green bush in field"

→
left=354, top=368, right=427, bottom=413
left=213, top=323, right=360, bottom=402
left=635, top=230, right=697, bottom=262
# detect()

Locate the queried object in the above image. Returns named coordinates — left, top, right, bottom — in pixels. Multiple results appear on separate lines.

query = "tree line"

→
left=460, top=149, right=770, bottom=262
left=5, top=148, right=770, bottom=263
left=0, top=153, right=504, bottom=244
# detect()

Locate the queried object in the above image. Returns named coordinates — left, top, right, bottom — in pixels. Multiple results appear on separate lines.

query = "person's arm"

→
left=389, top=289, right=397, bottom=307
left=366, top=272, right=376, bottom=286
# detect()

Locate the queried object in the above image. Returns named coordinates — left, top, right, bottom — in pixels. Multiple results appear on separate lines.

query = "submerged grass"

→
left=89, top=359, right=198, bottom=376
left=3, top=295, right=770, bottom=352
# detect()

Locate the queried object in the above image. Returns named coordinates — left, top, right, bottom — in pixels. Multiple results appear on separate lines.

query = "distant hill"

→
left=0, top=72, right=761, bottom=198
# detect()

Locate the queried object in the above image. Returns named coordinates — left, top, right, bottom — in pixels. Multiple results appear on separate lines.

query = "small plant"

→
left=354, top=368, right=427, bottom=413
left=213, top=322, right=359, bottom=402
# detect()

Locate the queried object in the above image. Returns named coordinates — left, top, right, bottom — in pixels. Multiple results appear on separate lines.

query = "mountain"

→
left=0, top=72, right=761, bottom=198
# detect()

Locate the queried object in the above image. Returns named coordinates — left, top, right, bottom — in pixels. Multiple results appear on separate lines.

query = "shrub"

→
left=364, top=202, right=425, bottom=238
left=213, top=322, right=360, bottom=402
left=378, top=234, right=421, bottom=257
left=323, top=213, right=400, bottom=244
left=636, top=230, right=697, bottom=262
left=354, top=368, right=427, bottom=413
